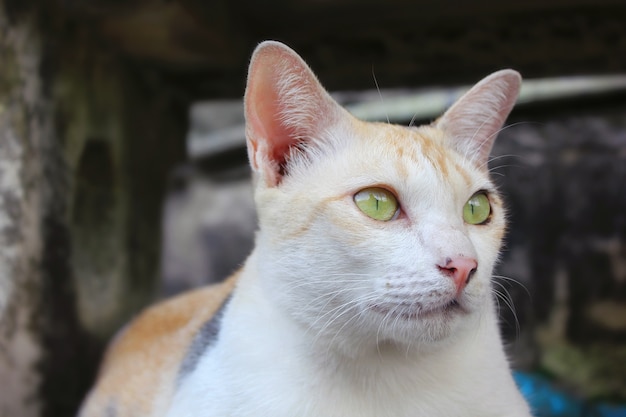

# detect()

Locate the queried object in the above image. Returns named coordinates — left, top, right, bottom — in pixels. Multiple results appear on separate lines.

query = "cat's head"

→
left=244, top=41, right=521, bottom=355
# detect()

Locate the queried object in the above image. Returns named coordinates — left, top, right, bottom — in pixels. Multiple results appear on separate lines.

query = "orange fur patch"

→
left=79, top=272, right=239, bottom=417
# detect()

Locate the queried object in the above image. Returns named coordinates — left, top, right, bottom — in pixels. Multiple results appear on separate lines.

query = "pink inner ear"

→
left=244, top=48, right=301, bottom=184
left=244, top=41, right=339, bottom=186
left=436, top=70, right=521, bottom=167
left=246, top=78, right=294, bottom=174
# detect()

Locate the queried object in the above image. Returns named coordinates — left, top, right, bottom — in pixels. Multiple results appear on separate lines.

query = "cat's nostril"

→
left=438, top=266, right=456, bottom=278
left=467, top=267, right=477, bottom=284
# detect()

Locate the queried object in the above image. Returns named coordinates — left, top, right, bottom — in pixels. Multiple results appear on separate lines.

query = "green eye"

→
left=463, top=192, right=491, bottom=225
left=354, top=187, right=399, bottom=221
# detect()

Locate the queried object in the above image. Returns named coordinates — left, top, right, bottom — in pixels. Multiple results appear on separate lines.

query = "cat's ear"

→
left=435, top=70, right=521, bottom=168
left=244, top=41, right=343, bottom=186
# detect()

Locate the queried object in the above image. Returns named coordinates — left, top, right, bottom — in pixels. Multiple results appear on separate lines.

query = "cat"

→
left=78, top=40, right=532, bottom=417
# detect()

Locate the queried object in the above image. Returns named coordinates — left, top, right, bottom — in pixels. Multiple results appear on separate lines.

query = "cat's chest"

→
left=172, top=339, right=488, bottom=417
left=174, top=361, right=482, bottom=417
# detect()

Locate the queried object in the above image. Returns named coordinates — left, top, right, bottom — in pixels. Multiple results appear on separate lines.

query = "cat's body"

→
left=79, top=41, right=532, bottom=417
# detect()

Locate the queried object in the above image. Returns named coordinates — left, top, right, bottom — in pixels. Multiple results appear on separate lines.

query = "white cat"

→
left=79, top=41, right=532, bottom=417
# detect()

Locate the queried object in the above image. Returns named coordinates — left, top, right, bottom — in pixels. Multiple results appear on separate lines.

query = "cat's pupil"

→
left=463, top=192, right=491, bottom=225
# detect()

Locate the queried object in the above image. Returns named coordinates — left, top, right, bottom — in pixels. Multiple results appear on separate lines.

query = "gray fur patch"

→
left=177, top=295, right=231, bottom=383
left=104, top=400, right=117, bottom=417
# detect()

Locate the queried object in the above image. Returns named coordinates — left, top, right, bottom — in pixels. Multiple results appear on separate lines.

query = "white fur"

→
left=169, top=257, right=528, bottom=417
left=166, top=42, right=530, bottom=417
left=167, top=124, right=530, bottom=416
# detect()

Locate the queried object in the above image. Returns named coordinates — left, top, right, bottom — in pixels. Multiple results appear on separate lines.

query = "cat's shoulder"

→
left=79, top=271, right=239, bottom=417
left=105, top=271, right=239, bottom=366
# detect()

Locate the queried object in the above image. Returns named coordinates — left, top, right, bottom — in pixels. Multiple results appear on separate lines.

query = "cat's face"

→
left=254, top=121, right=506, bottom=352
left=245, top=41, right=520, bottom=354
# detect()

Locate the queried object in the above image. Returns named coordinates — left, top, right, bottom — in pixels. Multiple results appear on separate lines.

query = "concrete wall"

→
left=0, top=9, right=50, bottom=416
left=0, top=2, right=187, bottom=415
left=494, top=109, right=626, bottom=399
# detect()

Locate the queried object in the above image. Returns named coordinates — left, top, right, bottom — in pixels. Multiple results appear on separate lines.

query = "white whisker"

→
left=492, top=281, right=521, bottom=338
left=372, top=68, right=390, bottom=124
left=493, top=275, right=531, bottom=298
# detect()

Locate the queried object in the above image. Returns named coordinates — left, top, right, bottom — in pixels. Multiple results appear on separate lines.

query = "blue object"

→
left=595, top=405, right=626, bottom=417
left=513, top=372, right=626, bottom=417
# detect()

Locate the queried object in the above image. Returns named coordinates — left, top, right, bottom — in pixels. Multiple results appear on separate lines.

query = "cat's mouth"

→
left=368, top=300, right=465, bottom=321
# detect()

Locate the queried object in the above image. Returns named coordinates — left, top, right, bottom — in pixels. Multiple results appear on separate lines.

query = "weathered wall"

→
left=0, top=2, right=188, bottom=416
left=71, top=0, right=626, bottom=99
left=0, top=9, right=49, bottom=416
left=494, top=109, right=626, bottom=400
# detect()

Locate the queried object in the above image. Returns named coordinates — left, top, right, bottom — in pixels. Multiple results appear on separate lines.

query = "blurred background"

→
left=0, top=1, right=624, bottom=416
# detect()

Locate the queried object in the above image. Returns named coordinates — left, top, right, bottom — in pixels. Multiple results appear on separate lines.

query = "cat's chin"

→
left=358, top=299, right=474, bottom=347
left=367, top=299, right=469, bottom=322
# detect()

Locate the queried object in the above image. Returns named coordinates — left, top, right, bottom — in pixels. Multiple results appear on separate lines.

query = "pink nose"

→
left=437, top=257, right=478, bottom=294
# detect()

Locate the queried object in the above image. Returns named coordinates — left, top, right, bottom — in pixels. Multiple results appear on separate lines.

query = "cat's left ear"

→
left=435, top=70, right=521, bottom=168
left=244, top=41, right=345, bottom=187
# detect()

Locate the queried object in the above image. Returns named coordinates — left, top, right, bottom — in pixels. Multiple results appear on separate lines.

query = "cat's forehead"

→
left=348, top=119, right=477, bottom=184
left=352, top=119, right=443, bottom=153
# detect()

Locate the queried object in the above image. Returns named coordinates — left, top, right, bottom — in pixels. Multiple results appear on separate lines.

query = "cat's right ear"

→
left=244, top=41, right=343, bottom=187
left=435, top=70, right=521, bottom=168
